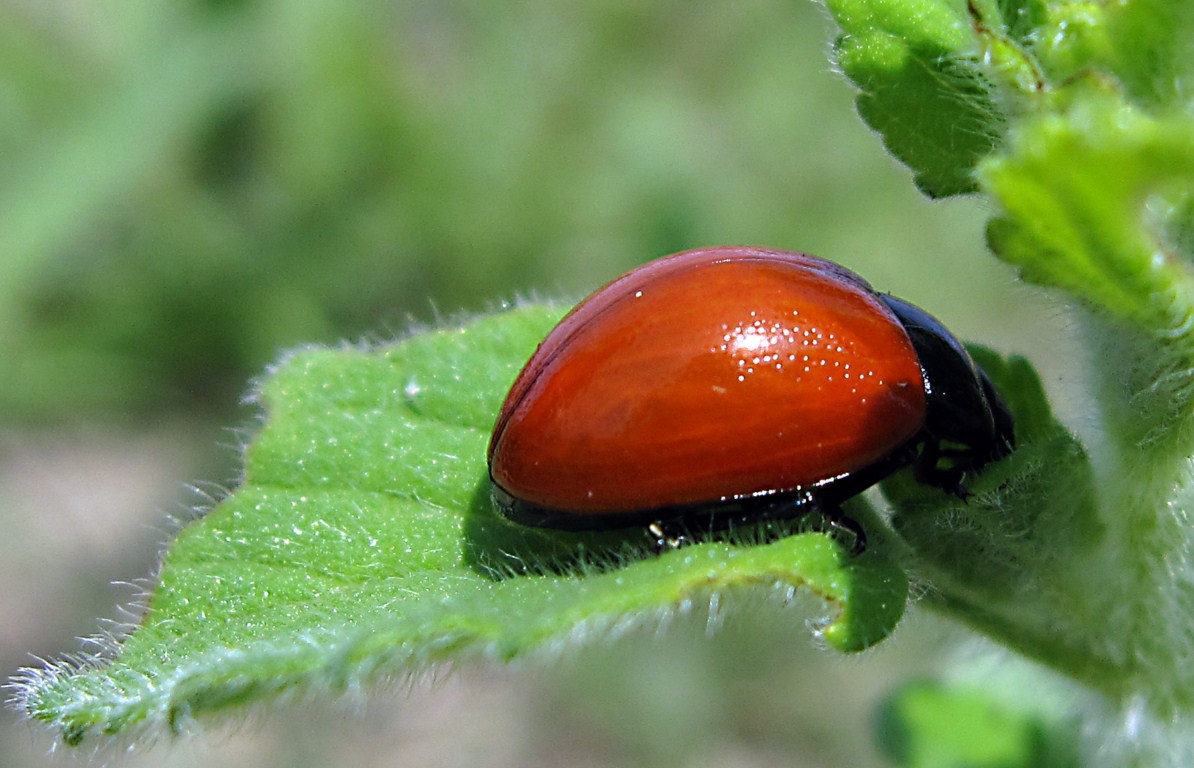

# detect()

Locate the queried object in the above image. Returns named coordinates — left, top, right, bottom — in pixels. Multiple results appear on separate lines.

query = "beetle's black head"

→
left=879, top=294, right=1016, bottom=485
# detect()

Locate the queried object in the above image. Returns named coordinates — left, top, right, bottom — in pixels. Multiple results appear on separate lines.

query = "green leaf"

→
left=882, top=350, right=1112, bottom=690
left=14, top=304, right=908, bottom=746
left=885, top=349, right=1097, bottom=567
left=826, top=0, right=1194, bottom=203
left=970, top=2, right=1194, bottom=723
left=824, top=0, right=1011, bottom=197
left=982, top=90, right=1194, bottom=333
left=874, top=680, right=1081, bottom=768
left=981, top=84, right=1194, bottom=452
left=1033, top=0, right=1194, bottom=107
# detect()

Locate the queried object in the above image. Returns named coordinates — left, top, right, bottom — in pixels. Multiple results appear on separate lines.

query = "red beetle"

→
left=487, top=247, right=1014, bottom=550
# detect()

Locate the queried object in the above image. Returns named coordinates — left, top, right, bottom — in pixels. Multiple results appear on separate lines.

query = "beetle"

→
left=487, top=246, right=1014, bottom=551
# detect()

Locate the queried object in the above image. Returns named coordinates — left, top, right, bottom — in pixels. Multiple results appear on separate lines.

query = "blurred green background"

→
left=0, top=0, right=1065, bottom=766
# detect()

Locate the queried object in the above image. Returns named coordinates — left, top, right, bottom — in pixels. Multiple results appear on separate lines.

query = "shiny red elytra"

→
left=488, top=246, right=1014, bottom=549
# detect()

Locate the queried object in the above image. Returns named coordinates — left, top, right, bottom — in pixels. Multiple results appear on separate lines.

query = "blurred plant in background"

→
left=0, top=0, right=1008, bottom=421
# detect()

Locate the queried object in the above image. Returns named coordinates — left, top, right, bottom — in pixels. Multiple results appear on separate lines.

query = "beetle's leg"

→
left=814, top=504, right=867, bottom=554
left=647, top=520, right=690, bottom=553
left=913, top=437, right=971, bottom=499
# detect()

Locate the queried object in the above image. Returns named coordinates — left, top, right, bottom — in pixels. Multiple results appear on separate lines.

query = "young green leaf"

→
left=952, top=0, right=1194, bottom=737
left=981, top=84, right=1194, bottom=462
left=13, top=304, right=908, bottom=746
left=1033, top=0, right=1194, bottom=108
left=823, top=0, right=1014, bottom=197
